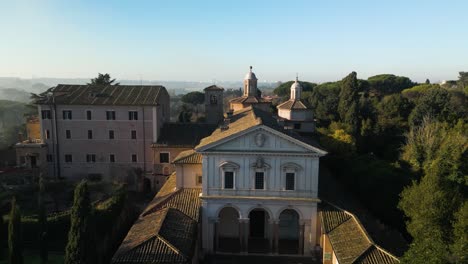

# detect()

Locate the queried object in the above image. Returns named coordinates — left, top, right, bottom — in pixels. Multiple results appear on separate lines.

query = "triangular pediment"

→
left=196, top=126, right=326, bottom=155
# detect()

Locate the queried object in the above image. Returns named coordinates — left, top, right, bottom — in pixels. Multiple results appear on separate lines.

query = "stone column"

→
left=299, top=222, right=305, bottom=255
left=213, top=218, right=219, bottom=252
left=268, top=219, right=274, bottom=254
left=273, top=220, right=279, bottom=254
left=239, top=218, right=250, bottom=253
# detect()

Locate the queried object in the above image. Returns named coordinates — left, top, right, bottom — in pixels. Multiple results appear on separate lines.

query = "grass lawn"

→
left=0, top=249, right=63, bottom=264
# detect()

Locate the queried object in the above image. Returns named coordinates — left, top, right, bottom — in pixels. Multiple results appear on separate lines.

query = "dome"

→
left=290, top=77, right=302, bottom=90
left=244, top=66, right=258, bottom=80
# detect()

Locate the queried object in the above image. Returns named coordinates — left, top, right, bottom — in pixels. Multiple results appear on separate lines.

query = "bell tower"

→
left=204, top=85, right=224, bottom=124
left=243, top=66, right=258, bottom=97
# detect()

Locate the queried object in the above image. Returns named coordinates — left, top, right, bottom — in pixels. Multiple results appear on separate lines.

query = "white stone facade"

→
left=188, top=126, right=326, bottom=256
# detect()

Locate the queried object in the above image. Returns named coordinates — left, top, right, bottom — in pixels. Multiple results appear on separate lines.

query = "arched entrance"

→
left=217, top=207, right=240, bottom=253
left=278, top=209, right=300, bottom=254
left=248, top=208, right=270, bottom=253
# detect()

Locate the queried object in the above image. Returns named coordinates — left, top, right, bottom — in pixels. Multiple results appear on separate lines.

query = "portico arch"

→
left=217, top=206, right=241, bottom=253
left=278, top=209, right=301, bottom=254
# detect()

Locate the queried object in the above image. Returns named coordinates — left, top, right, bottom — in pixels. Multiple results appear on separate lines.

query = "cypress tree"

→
left=8, top=197, right=23, bottom=264
left=64, top=180, right=93, bottom=264
left=38, top=175, right=48, bottom=264
left=338, top=72, right=360, bottom=136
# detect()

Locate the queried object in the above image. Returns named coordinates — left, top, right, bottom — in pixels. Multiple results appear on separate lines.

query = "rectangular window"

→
left=224, top=171, right=234, bottom=189
left=45, top=129, right=50, bottom=139
left=109, top=154, right=115, bottom=163
left=65, top=130, right=71, bottom=139
left=41, top=110, right=51, bottom=119
left=46, top=154, right=53, bottom=162
left=159, top=153, right=169, bottom=163
left=65, top=154, right=73, bottom=163
left=196, top=174, right=202, bottom=185
left=131, top=154, right=137, bottom=163
left=63, top=110, right=72, bottom=120
left=294, top=123, right=301, bottom=129
left=86, top=154, right=96, bottom=163
left=255, top=172, right=264, bottom=190
left=106, top=111, right=116, bottom=120
left=87, top=130, right=93, bottom=139
left=131, top=130, right=137, bottom=140
left=86, top=110, right=92, bottom=120
left=109, top=130, right=115, bottom=139
left=128, top=111, right=138, bottom=120
left=286, top=173, right=295, bottom=190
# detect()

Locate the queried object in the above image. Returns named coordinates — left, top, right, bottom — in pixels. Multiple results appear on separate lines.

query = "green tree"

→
left=409, top=88, right=456, bottom=127
left=273, top=80, right=317, bottom=98
left=88, top=73, right=119, bottom=86
left=458, top=71, right=468, bottom=92
left=181, top=91, right=205, bottom=105
left=8, top=197, right=23, bottom=264
left=451, top=201, right=468, bottom=264
left=65, top=181, right=94, bottom=264
left=338, top=72, right=360, bottom=136
left=304, top=81, right=340, bottom=126
left=178, top=104, right=193, bottom=123
left=38, top=175, right=48, bottom=264
left=367, top=74, right=415, bottom=95
left=399, top=119, right=467, bottom=264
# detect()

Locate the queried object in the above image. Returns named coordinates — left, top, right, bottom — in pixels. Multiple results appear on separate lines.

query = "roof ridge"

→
left=142, top=188, right=181, bottom=217
left=155, top=233, right=189, bottom=260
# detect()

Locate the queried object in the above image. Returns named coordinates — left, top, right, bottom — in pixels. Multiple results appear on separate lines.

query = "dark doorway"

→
left=30, top=156, right=37, bottom=168
left=250, top=210, right=265, bottom=238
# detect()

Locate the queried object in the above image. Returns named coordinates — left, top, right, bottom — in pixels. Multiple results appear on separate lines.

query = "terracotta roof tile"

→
left=112, top=174, right=201, bottom=263
left=277, top=99, right=308, bottom=110
left=320, top=203, right=400, bottom=264
left=195, top=106, right=326, bottom=154
left=173, top=150, right=202, bottom=164
left=229, top=95, right=270, bottom=104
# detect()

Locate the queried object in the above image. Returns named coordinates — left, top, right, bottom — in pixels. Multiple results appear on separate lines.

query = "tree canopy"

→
left=273, top=80, right=317, bottom=98
left=88, top=73, right=119, bottom=86
left=65, top=181, right=94, bottom=264
left=181, top=91, right=205, bottom=105
left=367, top=74, right=415, bottom=95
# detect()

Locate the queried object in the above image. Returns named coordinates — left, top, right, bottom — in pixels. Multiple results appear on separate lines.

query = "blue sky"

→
left=1, top=0, right=467, bottom=83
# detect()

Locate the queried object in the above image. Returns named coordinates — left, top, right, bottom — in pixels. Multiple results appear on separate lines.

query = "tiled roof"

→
left=195, top=106, right=326, bottom=154
left=154, top=123, right=218, bottom=147
left=173, top=150, right=202, bottom=164
left=277, top=99, right=308, bottom=110
left=204, top=85, right=224, bottom=91
left=112, top=174, right=201, bottom=264
left=355, top=246, right=400, bottom=264
left=320, top=203, right=399, bottom=264
left=229, top=95, right=271, bottom=104
left=36, top=84, right=167, bottom=106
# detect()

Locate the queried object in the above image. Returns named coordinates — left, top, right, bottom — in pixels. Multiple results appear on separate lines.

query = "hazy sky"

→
left=1, top=0, right=467, bottom=83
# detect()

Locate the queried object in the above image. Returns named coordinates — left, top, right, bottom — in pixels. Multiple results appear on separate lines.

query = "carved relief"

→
left=254, top=133, right=266, bottom=147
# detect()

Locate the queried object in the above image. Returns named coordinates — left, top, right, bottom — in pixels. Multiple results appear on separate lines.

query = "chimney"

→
left=18, top=132, right=24, bottom=143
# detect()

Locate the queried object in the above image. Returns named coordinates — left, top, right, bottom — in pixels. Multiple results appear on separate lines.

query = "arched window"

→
left=210, top=95, right=217, bottom=104
left=219, top=161, right=240, bottom=190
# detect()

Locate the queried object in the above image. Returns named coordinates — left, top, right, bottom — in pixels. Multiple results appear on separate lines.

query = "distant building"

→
left=229, top=66, right=271, bottom=112
left=15, top=116, right=47, bottom=170
left=276, top=77, right=315, bottom=133
left=32, top=84, right=170, bottom=183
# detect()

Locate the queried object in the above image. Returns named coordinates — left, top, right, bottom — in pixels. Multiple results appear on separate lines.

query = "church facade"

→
left=195, top=107, right=327, bottom=255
